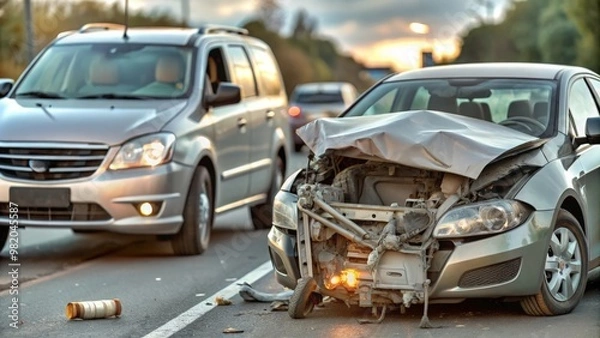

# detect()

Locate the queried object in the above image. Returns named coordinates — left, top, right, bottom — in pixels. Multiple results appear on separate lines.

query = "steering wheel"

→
left=499, top=116, right=546, bottom=134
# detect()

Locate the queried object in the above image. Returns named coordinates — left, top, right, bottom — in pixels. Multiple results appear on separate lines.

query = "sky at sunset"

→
left=117, top=0, right=513, bottom=70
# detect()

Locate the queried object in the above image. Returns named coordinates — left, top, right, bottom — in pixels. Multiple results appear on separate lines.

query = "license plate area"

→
left=10, top=187, right=71, bottom=208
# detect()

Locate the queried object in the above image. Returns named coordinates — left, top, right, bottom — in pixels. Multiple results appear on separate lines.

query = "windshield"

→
left=14, top=43, right=194, bottom=99
left=343, top=78, right=556, bottom=137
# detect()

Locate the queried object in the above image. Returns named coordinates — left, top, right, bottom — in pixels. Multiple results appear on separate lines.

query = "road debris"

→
left=238, top=282, right=293, bottom=302
left=66, top=299, right=122, bottom=320
left=215, top=296, right=232, bottom=306
left=223, top=327, right=244, bottom=334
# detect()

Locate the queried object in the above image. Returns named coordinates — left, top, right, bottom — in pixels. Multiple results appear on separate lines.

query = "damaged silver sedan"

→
left=267, top=63, right=600, bottom=325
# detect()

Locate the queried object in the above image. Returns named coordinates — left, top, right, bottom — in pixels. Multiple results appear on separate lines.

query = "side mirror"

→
left=585, top=116, right=600, bottom=144
left=205, top=83, right=241, bottom=108
left=0, top=79, right=14, bottom=98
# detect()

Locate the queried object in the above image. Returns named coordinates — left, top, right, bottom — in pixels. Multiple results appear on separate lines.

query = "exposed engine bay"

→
left=291, top=153, right=537, bottom=325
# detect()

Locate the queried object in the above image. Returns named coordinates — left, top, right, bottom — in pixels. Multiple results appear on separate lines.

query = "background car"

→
left=0, top=23, right=291, bottom=255
left=268, top=63, right=600, bottom=319
left=287, top=81, right=358, bottom=151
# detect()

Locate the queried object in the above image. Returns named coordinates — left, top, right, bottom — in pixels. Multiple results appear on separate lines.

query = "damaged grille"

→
left=0, top=143, right=108, bottom=181
left=458, top=258, right=521, bottom=288
left=0, top=203, right=111, bottom=221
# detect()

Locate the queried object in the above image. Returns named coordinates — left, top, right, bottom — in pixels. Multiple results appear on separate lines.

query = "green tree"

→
left=537, top=0, right=580, bottom=65
left=566, top=0, right=600, bottom=72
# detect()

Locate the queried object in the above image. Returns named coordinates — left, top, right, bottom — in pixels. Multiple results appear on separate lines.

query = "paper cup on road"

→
left=66, top=299, right=122, bottom=320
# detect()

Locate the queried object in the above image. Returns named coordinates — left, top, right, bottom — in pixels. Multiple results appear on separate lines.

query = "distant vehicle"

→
left=268, top=63, right=600, bottom=322
left=0, top=23, right=291, bottom=255
left=288, top=82, right=358, bottom=151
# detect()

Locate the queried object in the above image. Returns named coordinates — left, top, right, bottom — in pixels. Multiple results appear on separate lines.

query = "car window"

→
left=293, top=91, right=344, bottom=104
left=344, top=79, right=555, bottom=137
left=569, top=79, right=600, bottom=136
left=589, top=78, right=600, bottom=100
left=14, top=44, right=193, bottom=99
left=226, top=45, right=257, bottom=99
left=249, top=46, right=283, bottom=96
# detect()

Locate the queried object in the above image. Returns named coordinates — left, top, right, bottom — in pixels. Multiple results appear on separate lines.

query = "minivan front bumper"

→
left=0, top=161, right=193, bottom=234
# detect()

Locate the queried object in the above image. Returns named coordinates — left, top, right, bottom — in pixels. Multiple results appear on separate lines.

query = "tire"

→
left=250, top=156, right=284, bottom=230
left=520, top=209, right=588, bottom=316
left=171, top=166, right=213, bottom=256
left=288, top=277, right=318, bottom=319
left=0, top=226, right=8, bottom=251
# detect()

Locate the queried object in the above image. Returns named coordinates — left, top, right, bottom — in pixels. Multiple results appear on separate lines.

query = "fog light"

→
left=139, top=202, right=154, bottom=216
left=325, top=274, right=341, bottom=290
left=342, top=269, right=359, bottom=289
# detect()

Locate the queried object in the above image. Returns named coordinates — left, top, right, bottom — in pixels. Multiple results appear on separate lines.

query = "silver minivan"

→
left=0, top=23, right=291, bottom=255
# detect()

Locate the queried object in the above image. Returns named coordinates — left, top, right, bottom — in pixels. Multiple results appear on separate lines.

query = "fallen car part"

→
left=65, top=299, right=122, bottom=320
left=237, top=282, right=294, bottom=302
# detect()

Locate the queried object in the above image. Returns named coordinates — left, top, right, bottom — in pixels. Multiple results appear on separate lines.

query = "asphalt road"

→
left=1, top=149, right=599, bottom=338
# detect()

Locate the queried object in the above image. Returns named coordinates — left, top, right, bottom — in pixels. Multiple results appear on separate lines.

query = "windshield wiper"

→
left=16, top=91, right=66, bottom=99
left=76, top=93, right=151, bottom=100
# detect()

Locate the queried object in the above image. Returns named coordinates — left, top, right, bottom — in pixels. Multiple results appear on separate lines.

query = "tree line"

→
left=456, top=0, right=599, bottom=73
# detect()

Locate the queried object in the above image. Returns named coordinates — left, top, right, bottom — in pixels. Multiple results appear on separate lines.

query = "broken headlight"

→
left=272, top=191, right=298, bottom=230
left=433, top=200, right=531, bottom=238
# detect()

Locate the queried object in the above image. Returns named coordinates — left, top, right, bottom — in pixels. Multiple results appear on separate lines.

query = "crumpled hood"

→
left=0, top=99, right=187, bottom=146
left=296, top=110, right=547, bottom=179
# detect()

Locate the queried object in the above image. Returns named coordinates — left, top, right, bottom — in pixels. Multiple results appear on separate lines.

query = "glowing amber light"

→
left=344, top=270, right=358, bottom=288
left=139, top=202, right=154, bottom=216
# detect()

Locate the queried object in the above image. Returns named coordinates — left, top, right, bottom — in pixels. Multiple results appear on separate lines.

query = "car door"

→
left=208, top=45, right=251, bottom=209
left=569, top=76, right=600, bottom=263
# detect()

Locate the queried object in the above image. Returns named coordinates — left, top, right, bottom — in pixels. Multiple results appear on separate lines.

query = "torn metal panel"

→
left=296, top=110, right=546, bottom=179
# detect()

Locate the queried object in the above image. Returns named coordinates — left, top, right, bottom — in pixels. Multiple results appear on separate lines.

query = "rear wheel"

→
left=520, top=209, right=588, bottom=315
left=171, top=166, right=213, bottom=255
left=250, top=156, right=284, bottom=230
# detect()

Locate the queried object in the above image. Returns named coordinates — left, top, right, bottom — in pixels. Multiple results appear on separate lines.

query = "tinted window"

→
left=294, top=91, right=344, bottom=104
left=569, top=79, right=600, bottom=136
left=227, top=46, right=257, bottom=98
left=250, top=46, right=282, bottom=96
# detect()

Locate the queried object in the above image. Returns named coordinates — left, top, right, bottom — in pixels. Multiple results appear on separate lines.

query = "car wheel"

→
left=171, top=166, right=213, bottom=256
left=520, top=209, right=588, bottom=316
left=288, top=277, right=319, bottom=319
left=250, top=156, right=284, bottom=230
left=0, top=226, right=8, bottom=250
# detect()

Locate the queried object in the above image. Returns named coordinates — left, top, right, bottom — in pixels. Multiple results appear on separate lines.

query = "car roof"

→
left=54, top=24, right=252, bottom=46
left=386, top=62, right=594, bottom=81
left=293, top=82, right=353, bottom=93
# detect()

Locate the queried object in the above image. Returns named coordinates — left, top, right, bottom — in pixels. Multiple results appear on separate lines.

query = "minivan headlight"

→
left=272, top=191, right=298, bottom=230
left=109, top=133, right=176, bottom=170
left=433, top=200, right=531, bottom=238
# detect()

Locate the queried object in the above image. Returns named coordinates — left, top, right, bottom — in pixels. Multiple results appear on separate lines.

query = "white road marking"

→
left=142, top=260, right=273, bottom=338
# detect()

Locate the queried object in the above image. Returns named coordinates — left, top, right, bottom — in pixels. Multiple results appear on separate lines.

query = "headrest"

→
left=89, top=58, right=119, bottom=85
left=155, top=54, right=184, bottom=84
left=479, top=102, right=492, bottom=121
left=427, top=95, right=457, bottom=114
left=507, top=100, right=532, bottom=118
left=459, top=101, right=483, bottom=119
left=533, top=102, right=549, bottom=123
left=208, top=57, right=218, bottom=83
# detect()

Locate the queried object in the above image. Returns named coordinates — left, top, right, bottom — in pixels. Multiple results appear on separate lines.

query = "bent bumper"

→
left=0, top=162, right=194, bottom=234
left=268, top=205, right=555, bottom=299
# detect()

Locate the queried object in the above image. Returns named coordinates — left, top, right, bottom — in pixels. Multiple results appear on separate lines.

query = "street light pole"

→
left=23, top=0, right=34, bottom=62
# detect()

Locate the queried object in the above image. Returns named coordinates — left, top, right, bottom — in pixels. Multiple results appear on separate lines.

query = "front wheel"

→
left=520, top=209, right=588, bottom=315
left=171, top=166, right=214, bottom=256
left=288, top=277, right=319, bottom=319
left=0, top=226, right=8, bottom=251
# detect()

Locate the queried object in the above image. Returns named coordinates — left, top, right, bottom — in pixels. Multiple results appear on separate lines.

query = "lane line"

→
left=142, top=260, right=273, bottom=338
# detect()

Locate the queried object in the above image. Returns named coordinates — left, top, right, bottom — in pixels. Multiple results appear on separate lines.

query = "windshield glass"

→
left=343, top=78, right=556, bottom=137
left=14, top=43, right=193, bottom=99
left=293, top=91, right=344, bottom=104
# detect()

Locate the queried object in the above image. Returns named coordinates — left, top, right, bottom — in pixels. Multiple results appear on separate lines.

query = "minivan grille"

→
left=0, top=203, right=110, bottom=221
left=0, top=143, right=108, bottom=181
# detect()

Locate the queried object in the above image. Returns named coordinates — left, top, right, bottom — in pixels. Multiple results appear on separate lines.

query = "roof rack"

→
left=79, top=23, right=126, bottom=33
left=198, top=24, right=248, bottom=36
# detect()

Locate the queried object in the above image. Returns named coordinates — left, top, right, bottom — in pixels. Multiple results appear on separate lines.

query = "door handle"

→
left=266, top=110, right=275, bottom=120
left=237, top=117, right=247, bottom=128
